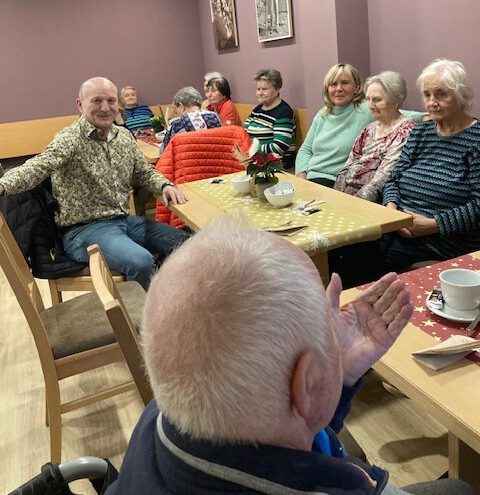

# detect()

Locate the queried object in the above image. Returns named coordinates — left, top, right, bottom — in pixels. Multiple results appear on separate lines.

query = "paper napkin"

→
left=412, top=335, right=480, bottom=370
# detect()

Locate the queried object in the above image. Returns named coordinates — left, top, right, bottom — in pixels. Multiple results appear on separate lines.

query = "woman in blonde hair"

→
left=296, top=64, right=423, bottom=187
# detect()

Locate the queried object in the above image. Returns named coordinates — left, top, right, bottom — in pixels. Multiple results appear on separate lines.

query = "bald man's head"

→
left=76, top=77, right=119, bottom=131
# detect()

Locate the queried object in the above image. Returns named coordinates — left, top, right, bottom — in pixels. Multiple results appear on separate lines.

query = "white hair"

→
left=364, top=71, right=407, bottom=106
left=142, top=216, right=334, bottom=444
left=204, top=71, right=223, bottom=84
left=417, top=58, right=473, bottom=109
left=120, top=85, right=136, bottom=97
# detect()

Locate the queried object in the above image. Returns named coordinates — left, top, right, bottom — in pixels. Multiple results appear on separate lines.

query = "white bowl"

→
left=231, top=174, right=251, bottom=194
left=264, top=181, right=295, bottom=208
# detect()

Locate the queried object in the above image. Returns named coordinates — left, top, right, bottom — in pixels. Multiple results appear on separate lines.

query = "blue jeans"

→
left=63, top=215, right=188, bottom=289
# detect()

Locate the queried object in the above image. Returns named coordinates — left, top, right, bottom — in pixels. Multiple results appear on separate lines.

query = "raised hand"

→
left=326, top=272, right=413, bottom=386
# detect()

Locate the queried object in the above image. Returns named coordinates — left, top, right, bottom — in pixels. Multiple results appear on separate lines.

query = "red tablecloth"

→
left=139, top=135, right=159, bottom=146
left=359, top=254, right=480, bottom=366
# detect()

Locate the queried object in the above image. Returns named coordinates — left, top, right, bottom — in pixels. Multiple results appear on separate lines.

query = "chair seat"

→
left=40, top=281, right=145, bottom=359
left=62, top=266, right=123, bottom=277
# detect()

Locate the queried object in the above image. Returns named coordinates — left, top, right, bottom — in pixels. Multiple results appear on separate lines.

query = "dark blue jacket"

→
left=106, top=383, right=388, bottom=494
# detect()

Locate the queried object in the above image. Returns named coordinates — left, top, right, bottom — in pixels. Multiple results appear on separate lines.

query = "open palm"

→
left=327, top=272, right=413, bottom=386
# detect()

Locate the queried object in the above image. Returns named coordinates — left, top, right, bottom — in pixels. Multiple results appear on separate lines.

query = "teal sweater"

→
left=295, top=101, right=423, bottom=181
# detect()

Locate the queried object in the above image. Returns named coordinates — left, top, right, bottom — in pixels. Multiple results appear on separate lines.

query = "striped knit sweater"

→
left=125, top=105, right=154, bottom=132
left=383, top=120, right=480, bottom=259
left=243, top=100, right=296, bottom=168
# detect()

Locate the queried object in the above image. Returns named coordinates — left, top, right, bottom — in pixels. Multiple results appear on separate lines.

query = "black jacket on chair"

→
left=0, top=177, right=86, bottom=279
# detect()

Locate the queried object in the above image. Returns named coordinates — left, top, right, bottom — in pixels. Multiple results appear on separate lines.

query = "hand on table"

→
left=161, top=185, right=187, bottom=206
left=385, top=202, right=397, bottom=210
left=296, top=172, right=307, bottom=180
left=326, top=272, right=413, bottom=386
left=399, top=210, right=438, bottom=238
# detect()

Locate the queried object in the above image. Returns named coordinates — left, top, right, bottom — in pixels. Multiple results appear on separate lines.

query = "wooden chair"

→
left=48, top=268, right=124, bottom=305
left=0, top=211, right=146, bottom=462
left=88, top=244, right=153, bottom=405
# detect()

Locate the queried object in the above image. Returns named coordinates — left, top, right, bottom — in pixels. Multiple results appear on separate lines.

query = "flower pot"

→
left=254, top=177, right=279, bottom=201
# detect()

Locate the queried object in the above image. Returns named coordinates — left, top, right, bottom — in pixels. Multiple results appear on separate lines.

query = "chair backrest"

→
left=87, top=244, right=152, bottom=405
left=0, top=211, right=59, bottom=374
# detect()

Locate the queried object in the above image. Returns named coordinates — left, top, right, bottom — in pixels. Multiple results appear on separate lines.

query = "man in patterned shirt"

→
left=0, top=77, right=188, bottom=289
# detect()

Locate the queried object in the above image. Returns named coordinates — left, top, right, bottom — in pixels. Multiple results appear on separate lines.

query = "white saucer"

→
left=426, top=298, right=480, bottom=323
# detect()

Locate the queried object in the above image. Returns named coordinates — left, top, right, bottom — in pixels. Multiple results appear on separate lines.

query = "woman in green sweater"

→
left=296, top=64, right=423, bottom=187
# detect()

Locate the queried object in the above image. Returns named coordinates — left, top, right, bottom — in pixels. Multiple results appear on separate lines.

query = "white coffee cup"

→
left=439, top=269, right=480, bottom=311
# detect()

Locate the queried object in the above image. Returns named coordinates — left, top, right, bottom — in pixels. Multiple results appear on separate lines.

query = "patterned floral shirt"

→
left=0, top=117, right=171, bottom=227
left=334, top=117, right=415, bottom=203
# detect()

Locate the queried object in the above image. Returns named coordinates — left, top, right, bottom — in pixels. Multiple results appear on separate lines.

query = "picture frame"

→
left=255, top=0, right=294, bottom=43
left=209, top=0, right=239, bottom=50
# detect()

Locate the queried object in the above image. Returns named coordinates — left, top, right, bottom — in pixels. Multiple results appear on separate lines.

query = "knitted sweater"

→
left=124, top=105, right=154, bottom=132
left=243, top=99, right=296, bottom=168
left=383, top=120, right=480, bottom=259
left=296, top=101, right=423, bottom=181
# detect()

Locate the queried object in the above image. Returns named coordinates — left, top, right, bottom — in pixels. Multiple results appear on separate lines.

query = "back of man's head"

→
left=143, top=217, right=335, bottom=445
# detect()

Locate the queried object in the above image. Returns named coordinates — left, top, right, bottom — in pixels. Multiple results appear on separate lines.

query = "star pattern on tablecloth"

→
left=414, top=306, right=426, bottom=313
left=359, top=254, right=480, bottom=367
left=185, top=174, right=382, bottom=255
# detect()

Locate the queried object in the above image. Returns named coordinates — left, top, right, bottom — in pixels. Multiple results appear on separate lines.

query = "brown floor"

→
left=0, top=270, right=447, bottom=494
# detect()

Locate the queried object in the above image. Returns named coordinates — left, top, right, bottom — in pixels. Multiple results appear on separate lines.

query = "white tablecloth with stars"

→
left=184, top=173, right=382, bottom=256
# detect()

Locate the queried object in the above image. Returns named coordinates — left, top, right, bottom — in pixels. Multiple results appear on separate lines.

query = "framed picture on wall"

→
left=210, top=0, right=239, bottom=50
left=255, top=0, right=293, bottom=42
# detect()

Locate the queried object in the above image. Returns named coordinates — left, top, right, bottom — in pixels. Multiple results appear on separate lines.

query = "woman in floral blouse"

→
left=334, top=71, right=415, bottom=203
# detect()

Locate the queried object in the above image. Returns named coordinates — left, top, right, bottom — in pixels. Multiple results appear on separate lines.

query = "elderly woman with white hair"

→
left=161, top=86, right=222, bottom=151
left=296, top=64, right=423, bottom=187
left=381, top=59, right=480, bottom=271
left=334, top=72, right=415, bottom=202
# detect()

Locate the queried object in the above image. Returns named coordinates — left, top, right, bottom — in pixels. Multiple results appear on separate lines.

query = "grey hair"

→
left=417, top=58, right=473, bottom=109
left=364, top=71, right=407, bottom=106
left=172, top=86, right=202, bottom=108
left=142, top=216, right=334, bottom=444
left=204, top=71, right=223, bottom=84
left=120, top=85, right=136, bottom=98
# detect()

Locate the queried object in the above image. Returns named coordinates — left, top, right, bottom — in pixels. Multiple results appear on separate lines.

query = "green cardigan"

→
left=295, top=101, right=423, bottom=181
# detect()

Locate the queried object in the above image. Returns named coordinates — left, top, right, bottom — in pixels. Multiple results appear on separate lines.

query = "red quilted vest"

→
left=155, top=126, right=250, bottom=228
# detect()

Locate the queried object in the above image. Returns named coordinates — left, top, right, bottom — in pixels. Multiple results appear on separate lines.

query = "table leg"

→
left=311, top=251, right=329, bottom=286
left=448, top=432, right=480, bottom=490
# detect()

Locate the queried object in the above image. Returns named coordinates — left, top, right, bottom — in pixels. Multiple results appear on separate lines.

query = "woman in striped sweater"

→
left=381, top=59, right=480, bottom=271
left=243, top=69, right=296, bottom=170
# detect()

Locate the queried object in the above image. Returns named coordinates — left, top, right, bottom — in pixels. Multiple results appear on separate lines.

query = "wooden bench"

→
left=0, top=105, right=166, bottom=160
left=0, top=103, right=308, bottom=160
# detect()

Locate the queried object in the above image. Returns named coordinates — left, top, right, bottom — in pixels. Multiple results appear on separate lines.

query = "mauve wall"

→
left=336, top=0, right=370, bottom=83
left=0, top=0, right=205, bottom=123
left=198, top=0, right=306, bottom=109
left=198, top=0, right=370, bottom=121
left=368, top=0, right=480, bottom=115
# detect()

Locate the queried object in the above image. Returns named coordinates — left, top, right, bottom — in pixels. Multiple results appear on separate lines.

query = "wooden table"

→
left=137, top=139, right=160, bottom=164
left=170, top=173, right=412, bottom=284
left=340, top=251, right=480, bottom=489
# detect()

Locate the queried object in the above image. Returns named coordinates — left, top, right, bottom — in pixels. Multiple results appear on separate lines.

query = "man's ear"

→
left=291, top=351, right=324, bottom=428
left=76, top=98, right=83, bottom=114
